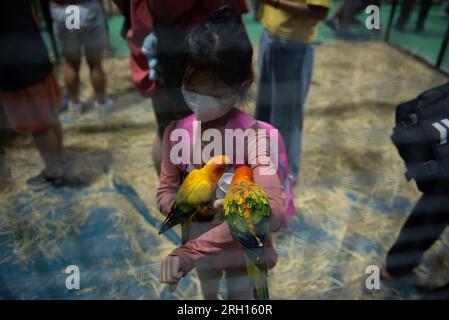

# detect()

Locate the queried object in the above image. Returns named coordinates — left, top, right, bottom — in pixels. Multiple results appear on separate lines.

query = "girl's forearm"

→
left=170, top=222, right=240, bottom=274
left=262, top=0, right=329, bottom=20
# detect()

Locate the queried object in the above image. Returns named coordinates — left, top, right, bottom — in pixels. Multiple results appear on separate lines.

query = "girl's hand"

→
left=160, top=256, right=183, bottom=292
left=207, top=199, right=224, bottom=216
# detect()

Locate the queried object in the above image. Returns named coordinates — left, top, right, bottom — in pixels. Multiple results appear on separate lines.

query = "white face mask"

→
left=182, top=89, right=239, bottom=122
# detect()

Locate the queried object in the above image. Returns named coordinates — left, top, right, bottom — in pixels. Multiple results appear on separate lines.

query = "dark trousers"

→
left=396, top=0, right=433, bottom=29
left=386, top=193, right=449, bottom=277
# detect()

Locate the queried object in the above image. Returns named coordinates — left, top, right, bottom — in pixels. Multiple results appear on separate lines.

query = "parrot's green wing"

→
left=223, top=181, right=271, bottom=237
left=223, top=181, right=271, bottom=300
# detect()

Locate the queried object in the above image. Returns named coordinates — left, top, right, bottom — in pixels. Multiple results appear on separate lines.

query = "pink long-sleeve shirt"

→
left=156, top=109, right=287, bottom=275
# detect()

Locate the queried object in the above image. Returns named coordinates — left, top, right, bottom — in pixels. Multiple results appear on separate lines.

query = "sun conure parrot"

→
left=223, top=165, right=271, bottom=300
left=158, top=155, right=231, bottom=236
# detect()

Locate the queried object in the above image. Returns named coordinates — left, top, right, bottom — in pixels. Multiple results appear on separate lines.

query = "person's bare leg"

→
left=64, top=58, right=81, bottom=104
left=329, top=2, right=344, bottom=22
left=86, top=49, right=106, bottom=104
left=381, top=268, right=396, bottom=280
left=52, top=117, right=64, bottom=162
left=32, top=124, right=64, bottom=178
left=153, top=135, right=162, bottom=177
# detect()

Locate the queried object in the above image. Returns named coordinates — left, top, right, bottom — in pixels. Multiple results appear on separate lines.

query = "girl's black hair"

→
left=184, top=5, right=254, bottom=93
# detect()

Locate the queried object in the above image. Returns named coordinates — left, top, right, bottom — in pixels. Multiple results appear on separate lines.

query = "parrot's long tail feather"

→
left=158, top=213, right=180, bottom=235
left=243, top=247, right=269, bottom=300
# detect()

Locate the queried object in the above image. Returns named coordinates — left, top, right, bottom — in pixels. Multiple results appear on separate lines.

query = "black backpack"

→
left=391, top=82, right=449, bottom=194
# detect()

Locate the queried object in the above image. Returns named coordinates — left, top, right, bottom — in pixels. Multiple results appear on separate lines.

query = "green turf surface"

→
left=41, top=1, right=449, bottom=73
left=221, top=1, right=449, bottom=73
left=107, top=15, right=129, bottom=55
left=312, top=1, right=449, bottom=73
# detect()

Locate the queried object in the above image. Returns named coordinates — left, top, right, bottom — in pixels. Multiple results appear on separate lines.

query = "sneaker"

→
left=68, top=101, right=83, bottom=118
left=95, top=97, right=114, bottom=117
left=26, top=171, right=65, bottom=191
left=380, top=268, right=396, bottom=281
left=380, top=266, right=418, bottom=284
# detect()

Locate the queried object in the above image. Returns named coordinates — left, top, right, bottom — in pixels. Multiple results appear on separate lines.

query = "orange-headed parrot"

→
left=223, top=165, right=271, bottom=300
left=158, top=155, right=231, bottom=235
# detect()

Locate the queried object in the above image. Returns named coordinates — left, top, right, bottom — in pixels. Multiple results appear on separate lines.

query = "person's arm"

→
left=170, top=221, right=241, bottom=273
left=31, top=1, right=40, bottom=26
left=256, top=0, right=329, bottom=20
left=156, top=122, right=183, bottom=216
left=112, top=0, right=131, bottom=39
left=161, top=219, right=278, bottom=291
left=160, top=221, right=243, bottom=291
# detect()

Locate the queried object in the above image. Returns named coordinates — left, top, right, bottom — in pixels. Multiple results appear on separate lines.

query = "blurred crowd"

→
left=1, top=0, right=448, bottom=300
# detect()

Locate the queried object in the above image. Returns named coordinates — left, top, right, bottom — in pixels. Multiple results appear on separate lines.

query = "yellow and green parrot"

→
left=158, top=155, right=231, bottom=236
left=223, top=165, right=271, bottom=300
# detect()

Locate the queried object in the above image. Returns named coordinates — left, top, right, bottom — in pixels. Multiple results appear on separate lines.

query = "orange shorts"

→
left=0, top=71, right=63, bottom=134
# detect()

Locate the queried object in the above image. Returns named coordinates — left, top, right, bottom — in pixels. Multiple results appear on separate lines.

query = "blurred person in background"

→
left=0, top=0, right=66, bottom=190
left=254, top=0, right=331, bottom=185
left=381, top=83, right=449, bottom=286
left=325, top=0, right=381, bottom=38
left=50, top=0, right=113, bottom=119
left=395, top=0, right=434, bottom=33
left=112, top=0, right=249, bottom=176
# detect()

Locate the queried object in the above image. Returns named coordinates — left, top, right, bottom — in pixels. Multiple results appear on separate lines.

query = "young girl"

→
left=157, top=5, right=295, bottom=299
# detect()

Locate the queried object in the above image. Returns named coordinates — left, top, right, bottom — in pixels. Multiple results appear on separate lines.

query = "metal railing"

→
left=384, top=0, right=449, bottom=73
